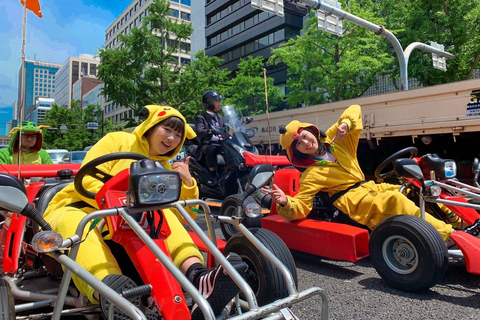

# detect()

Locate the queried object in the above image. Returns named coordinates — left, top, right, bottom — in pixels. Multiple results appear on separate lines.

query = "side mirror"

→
left=248, top=164, right=274, bottom=189
left=0, top=173, right=28, bottom=212
left=394, top=158, right=424, bottom=181
left=245, top=117, right=253, bottom=125
left=473, top=158, right=479, bottom=173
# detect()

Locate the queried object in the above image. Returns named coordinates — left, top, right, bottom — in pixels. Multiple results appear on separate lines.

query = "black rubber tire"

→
left=224, top=228, right=297, bottom=305
left=0, top=278, right=15, bottom=320
left=219, top=194, right=262, bottom=241
left=369, top=215, right=448, bottom=292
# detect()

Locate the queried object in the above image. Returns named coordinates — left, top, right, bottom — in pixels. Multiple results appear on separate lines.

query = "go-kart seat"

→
left=36, top=182, right=71, bottom=217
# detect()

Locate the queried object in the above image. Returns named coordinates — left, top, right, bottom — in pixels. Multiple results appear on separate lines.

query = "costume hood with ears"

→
left=133, top=105, right=196, bottom=159
left=278, top=120, right=327, bottom=168
left=9, top=121, right=46, bottom=153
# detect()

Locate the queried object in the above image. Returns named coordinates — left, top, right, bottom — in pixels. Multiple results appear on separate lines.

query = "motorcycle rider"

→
left=194, top=90, right=228, bottom=186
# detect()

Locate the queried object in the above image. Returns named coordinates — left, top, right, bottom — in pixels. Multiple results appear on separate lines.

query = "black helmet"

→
left=202, top=90, right=222, bottom=111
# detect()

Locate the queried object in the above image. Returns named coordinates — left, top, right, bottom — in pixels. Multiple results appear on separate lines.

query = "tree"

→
left=379, top=0, right=480, bottom=86
left=221, top=56, right=283, bottom=116
left=97, top=0, right=229, bottom=125
left=269, top=1, right=394, bottom=107
left=42, top=102, right=119, bottom=150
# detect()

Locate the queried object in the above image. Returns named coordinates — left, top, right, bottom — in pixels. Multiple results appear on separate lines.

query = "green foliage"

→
left=221, top=56, right=283, bottom=115
left=97, top=0, right=229, bottom=124
left=269, top=1, right=394, bottom=106
left=379, top=0, right=480, bottom=85
left=42, top=103, right=119, bottom=151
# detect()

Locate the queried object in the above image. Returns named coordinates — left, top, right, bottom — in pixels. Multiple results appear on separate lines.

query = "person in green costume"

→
left=0, top=121, right=52, bottom=164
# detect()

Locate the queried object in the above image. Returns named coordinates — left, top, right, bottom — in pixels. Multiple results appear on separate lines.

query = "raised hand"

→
left=262, top=184, right=287, bottom=206
left=172, top=156, right=194, bottom=187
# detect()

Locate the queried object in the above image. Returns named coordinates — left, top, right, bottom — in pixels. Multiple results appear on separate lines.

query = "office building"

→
left=82, top=83, right=104, bottom=109
left=72, top=76, right=103, bottom=109
left=54, top=54, right=100, bottom=108
left=104, top=0, right=192, bottom=124
left=17, top=59, right=61, bottom=118
left=193, top=0, right=306, bottom=93
left=24, top=97, right=55, bottom=125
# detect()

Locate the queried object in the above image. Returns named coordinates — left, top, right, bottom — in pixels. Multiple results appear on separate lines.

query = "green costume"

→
left=277, top=105, right=455, bottom=241
left=0, top=121, right=52, bottom=164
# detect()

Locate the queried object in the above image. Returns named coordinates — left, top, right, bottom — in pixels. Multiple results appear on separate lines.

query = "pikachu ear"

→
left=185, top=124, right=196, bottom=140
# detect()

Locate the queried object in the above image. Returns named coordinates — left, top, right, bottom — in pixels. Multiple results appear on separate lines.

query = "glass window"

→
left=258, top=35, right=269, bottom=49
left=170, top=9, right=179, bottom=18
left=181, top=57, right=191, bottom=65
left=180, top=0, right=191, bottom=6
left=181, top=12, right=191, bottom=21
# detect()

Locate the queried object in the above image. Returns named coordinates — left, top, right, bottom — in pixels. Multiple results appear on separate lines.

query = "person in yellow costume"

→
left=43, top=105, right=246, bottom=320
left=265, top=104, right=462, bottom=242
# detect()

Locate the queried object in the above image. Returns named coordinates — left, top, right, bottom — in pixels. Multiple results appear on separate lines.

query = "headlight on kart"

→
left=32, top=231, right=63, bottom=253
left=245, top=202, right=262, bottom=218
left=444, top=161, right=457, bottom=178
left=128, top=160, right=181, bottom=208
left=428, top=185, right=442, bottom=198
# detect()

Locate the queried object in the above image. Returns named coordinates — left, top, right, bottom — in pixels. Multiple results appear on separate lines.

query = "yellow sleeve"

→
left=276, top=169, right=324, bottom=220
left=325, top=104, right=363, bottom=158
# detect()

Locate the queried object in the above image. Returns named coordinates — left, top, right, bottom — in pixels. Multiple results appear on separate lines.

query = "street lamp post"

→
left=252, top=0, right=455, bottom=90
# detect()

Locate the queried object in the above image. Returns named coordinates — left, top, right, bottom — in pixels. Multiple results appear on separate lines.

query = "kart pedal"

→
left=100, top=274, right=157, bottom=320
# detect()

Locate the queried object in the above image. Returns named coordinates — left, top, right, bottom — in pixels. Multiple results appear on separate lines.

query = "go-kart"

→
left=221, top=147, right=480, bottom=292
left=0, top=153, right=328, bottom=320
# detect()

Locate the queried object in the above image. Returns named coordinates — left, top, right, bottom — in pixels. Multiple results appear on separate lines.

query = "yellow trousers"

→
left=336, top=181, right=455, bottom=241
left=45, top=207, right=203, bottom=303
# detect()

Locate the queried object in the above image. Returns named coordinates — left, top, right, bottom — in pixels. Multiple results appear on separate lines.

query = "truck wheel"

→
left=224, top=228, right=297, bottom=305
left=0, top=278, right=15, bottom=320
left=369, top=215, right=448, bottom=292
left=219, top=195, right=262, bottom=241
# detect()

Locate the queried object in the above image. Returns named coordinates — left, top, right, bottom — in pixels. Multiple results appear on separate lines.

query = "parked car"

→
left=46, top=149, right=69, bottom=164
left=59, top=151, right=87, bottom=164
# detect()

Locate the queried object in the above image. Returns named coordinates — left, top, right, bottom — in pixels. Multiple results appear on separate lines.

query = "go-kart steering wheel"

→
left=374, top=147, right=418, bottom=180
left=74, top=152, right=147, bottom=199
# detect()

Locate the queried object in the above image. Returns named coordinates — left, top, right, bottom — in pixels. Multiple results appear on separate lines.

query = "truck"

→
left=246, top=78, right=480, bottom=180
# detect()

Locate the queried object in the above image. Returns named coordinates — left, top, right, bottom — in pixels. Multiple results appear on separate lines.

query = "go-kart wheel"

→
left=374, top=147, right=418, bottom=180
left=224, top=228, right=297, bottom=305
left=369, top=215, right=448, bottom=292
left=0, top=278, right=15, bottom=320
left=74, top=152, right=147, bottom=199
left=219, top=194, right=262, bottom=241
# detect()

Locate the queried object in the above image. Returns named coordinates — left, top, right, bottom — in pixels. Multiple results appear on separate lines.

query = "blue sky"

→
left=0, top=0, right=134, bottom=135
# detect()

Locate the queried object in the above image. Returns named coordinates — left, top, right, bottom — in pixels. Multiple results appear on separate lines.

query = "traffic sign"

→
left=87, top=122, right=99, bottom=130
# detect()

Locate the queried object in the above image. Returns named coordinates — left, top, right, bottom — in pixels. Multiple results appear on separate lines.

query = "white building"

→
left=24, top=97, right=55, bottom=125
left=54, top=54, right=100, bottom=108
left=103, top=0, right=192, bottom=125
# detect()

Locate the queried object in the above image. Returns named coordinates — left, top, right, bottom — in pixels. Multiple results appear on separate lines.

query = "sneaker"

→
left=99, top=274, right=157, bottom=320
left=191, top=253, right=248, bottom=320
left=464, top=219, right=480, bottom=237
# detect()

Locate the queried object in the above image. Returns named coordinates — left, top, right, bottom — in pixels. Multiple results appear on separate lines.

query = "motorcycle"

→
left=187, top=105, right=290, bottom=200
left=0, top=154, right=328, bottom=319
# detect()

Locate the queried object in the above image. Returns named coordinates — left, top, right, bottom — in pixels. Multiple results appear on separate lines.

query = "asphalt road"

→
left=202, top=208, right=480, bottom=320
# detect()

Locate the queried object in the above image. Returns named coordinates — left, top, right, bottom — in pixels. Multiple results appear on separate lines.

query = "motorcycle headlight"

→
left=32, top=231, right=63, bottom=253
left=128, top=160, right=181, bottom=208
left=245, top=202, right=262, bottom=218
left=444, top=161, right=456, bottom=178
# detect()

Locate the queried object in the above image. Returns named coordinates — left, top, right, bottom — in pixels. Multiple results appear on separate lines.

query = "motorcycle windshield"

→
left=222, top=105, right=246, bottom=133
